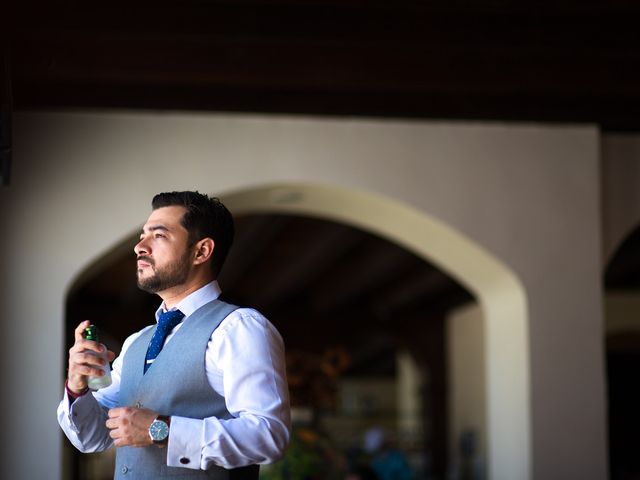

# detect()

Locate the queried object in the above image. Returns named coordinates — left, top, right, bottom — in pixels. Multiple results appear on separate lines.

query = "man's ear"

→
left=193, top=238, right=215, bottom=266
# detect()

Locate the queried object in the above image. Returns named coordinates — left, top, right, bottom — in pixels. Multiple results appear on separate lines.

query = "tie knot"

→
left=157, top=309, right=185, bottom=332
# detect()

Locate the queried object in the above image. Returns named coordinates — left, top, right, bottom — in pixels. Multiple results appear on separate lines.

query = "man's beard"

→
left=136, top=251, right=191, bottom=293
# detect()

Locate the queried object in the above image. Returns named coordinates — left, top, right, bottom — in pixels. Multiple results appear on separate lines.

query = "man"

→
left=58, top=191, right=291, bottom=479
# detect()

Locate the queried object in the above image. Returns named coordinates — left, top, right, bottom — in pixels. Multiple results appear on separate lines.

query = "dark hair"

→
left=151, top=191, right=234, bottom=277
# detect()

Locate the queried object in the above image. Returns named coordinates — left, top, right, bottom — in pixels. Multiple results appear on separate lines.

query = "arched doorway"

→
left=223, top=183, right=530, bottom=480
left=64, top=182, right=529, bottom=479
left=604, top=224, right=640, bottom=479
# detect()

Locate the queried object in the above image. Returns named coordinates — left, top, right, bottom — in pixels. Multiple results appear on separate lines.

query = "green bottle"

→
left=84, top=325, right=112, bottom=390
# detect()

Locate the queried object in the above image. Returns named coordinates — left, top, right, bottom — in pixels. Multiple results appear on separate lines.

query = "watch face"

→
left=149, top=419, right=169, bottom=442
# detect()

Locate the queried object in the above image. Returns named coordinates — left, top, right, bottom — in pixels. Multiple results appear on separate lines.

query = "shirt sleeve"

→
left=57, top=390, right=112, bottom=453
left=166, top=309, right=291, bottom=470
left=57, top=329, right=144, bottom=452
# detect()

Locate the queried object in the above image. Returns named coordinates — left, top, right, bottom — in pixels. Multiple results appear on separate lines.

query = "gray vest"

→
left=115, top=299, right=259, bottom=480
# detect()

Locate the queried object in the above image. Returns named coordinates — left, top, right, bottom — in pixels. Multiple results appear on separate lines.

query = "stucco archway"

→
left=221, top=182, right=530, bottom=480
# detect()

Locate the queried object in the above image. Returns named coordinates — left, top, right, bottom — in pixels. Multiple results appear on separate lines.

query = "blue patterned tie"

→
left=144, top=309, right=185, bottom=373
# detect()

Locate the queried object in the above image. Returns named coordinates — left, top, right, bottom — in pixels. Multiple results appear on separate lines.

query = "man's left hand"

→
left=106, top=407, right=157, bottom=447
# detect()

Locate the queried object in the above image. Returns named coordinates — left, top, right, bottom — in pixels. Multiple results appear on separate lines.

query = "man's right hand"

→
left=67, top=320, right=116, bottom=394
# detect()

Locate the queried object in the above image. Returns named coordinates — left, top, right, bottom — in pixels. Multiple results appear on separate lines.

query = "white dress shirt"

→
left=57, top=281, right=291, bottom=470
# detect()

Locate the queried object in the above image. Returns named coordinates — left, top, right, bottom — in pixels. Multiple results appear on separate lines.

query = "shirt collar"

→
left=154, top=280, right=222, bottom=322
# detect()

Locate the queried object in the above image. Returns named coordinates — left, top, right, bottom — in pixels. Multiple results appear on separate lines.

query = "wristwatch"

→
left=148, top=415, right=171, bottom=445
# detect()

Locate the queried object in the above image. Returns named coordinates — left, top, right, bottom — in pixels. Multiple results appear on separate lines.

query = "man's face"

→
left=134, top=206, right=193, bottom=294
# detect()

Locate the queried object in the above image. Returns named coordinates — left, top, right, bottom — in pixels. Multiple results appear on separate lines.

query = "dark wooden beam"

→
left=6, top=1, right=640, bottom=130
left=369, top=266, right=463, bottom=319
left=305, top=239, right=418, bottom=314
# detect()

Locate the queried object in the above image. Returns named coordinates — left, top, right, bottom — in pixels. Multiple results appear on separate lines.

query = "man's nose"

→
left=134, top=238, right=150, bottom=256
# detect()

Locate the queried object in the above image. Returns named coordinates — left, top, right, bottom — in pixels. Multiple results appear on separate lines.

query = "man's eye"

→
left=155, top=234, right=166, bottom=239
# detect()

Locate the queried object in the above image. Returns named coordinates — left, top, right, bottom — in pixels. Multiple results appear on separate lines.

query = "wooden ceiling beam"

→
left=368, top=267, right=464, bottom=319
left=251, top=221, right=365, bottom=308
left=305, top=239, right=419, bottom=315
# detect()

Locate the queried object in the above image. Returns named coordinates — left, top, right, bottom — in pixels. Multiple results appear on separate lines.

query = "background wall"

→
left=0, top=111, right=605, bottom=479
left=602, top=134, right=640, bottom=263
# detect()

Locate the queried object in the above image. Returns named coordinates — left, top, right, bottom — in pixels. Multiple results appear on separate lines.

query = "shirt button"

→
left=179, top=457, right=190, bottom=465
left=121, top=466, right=129, bottom=474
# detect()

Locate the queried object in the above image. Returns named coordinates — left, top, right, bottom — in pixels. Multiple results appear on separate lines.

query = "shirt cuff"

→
left=65, top=380, right=89, bottom=399
left=65, top=391, right=98, bottom=432
left=167, top=416, right=203, bottom=470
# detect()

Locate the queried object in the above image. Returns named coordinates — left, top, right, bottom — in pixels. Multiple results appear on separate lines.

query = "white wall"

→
left=448, top=303, right=486, bottom=477
left=0, top=112, right=606, bottom=479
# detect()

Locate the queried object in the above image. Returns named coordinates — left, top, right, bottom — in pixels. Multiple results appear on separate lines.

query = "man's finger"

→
left=108, top=408, right=124, bottom=418
left=70, top=363, right=105, bottom=378
left=108, top=407, right=134, bottom=418
left=113, top=437, right=126, bottom=447
left=72, top=351, right=106, bottom=366
left=71, top=337, right=106, bottom=353
left=106, top=418, right=121, bottom=430
left=74, top=321, right=91, bottom=342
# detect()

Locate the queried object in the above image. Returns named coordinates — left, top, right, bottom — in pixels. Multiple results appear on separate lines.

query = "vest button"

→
left=179, top=457, right=190, bottom=465
left=121, top=466, right=129, bottom=474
